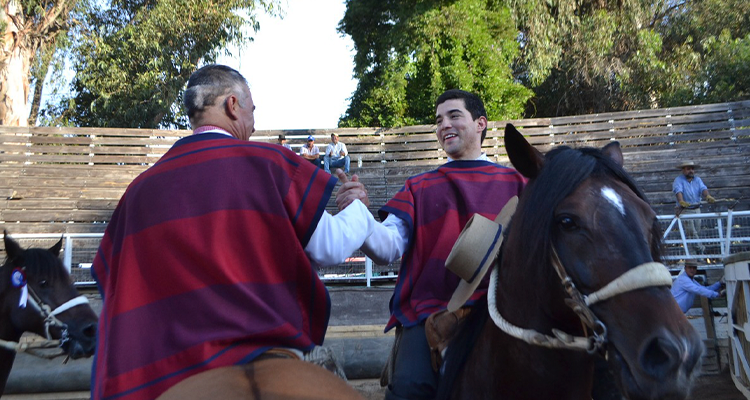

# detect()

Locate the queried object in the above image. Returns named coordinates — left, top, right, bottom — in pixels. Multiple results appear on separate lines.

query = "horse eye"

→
left=557, top=216, right=578, bottom=231
left=38, top=280, right=49, bottom=288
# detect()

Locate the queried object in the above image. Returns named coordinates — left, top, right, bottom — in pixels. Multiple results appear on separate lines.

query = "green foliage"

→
left=517, top=0, right=750, bottom=117
left=338, top=0, right=532, bottom=127
left=45, top=0, right=279, bottom=128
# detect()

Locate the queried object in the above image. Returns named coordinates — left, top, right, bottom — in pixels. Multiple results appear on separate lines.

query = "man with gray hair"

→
left=91, top=64, right=373, bottom=400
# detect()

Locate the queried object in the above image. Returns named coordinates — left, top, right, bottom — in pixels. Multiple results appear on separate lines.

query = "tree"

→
left=44, top=0, right=280, bottom=128
left=513, top=0, right=750, bottom=117
left=0, top=0, right=77, bottom=126
left=338, top=0, right=532, bottom=127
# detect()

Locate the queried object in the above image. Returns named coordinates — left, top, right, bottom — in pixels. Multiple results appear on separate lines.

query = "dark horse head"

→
left=443, top=125, right=703, bottom=400
left=0, top=232, right=98, bottom=392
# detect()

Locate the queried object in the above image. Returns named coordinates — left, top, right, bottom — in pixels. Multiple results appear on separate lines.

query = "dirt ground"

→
left=349, top=369, right=746, bottom=400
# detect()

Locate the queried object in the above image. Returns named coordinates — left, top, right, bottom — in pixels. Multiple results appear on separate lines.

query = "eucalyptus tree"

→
left=47, top=0, right=280, bottom=128
left=338, top=0, right=532, bottom=127
left=0, top=0, right=78, bottom=126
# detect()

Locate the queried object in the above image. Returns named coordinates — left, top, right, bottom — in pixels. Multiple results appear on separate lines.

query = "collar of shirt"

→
left=447, top=153, right=489, bottom=163
left=193, top=125, right=233, bottom=137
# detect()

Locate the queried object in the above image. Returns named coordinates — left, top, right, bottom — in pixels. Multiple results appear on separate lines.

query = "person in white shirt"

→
left=324, top=133, right=350, bottom=173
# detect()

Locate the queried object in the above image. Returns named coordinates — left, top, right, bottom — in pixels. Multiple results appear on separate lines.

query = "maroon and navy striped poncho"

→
left=91, top=133, right=336, bottom=400
left=380, top=160, right=525, bottom=332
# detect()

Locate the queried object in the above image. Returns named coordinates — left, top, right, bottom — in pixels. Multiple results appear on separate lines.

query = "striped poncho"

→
left=380, top=160, right=525, bottom=331
left=91, top=133, right=336, bottom=400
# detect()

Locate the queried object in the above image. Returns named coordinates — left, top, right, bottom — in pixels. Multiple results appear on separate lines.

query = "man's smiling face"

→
left=435, top=99, right=485, bottom=160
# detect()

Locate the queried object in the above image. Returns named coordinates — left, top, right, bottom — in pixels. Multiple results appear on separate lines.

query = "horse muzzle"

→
left=607, top=328, right=703, bottom=400
left=58, top=321, right=97, bottom=359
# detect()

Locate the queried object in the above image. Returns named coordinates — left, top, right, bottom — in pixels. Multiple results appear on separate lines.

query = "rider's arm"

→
left=360, top=214, right=408, bottom=265
left=305, top=199, right=376, bottom=267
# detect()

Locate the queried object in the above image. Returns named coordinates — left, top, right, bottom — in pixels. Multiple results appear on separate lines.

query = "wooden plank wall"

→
left=1, top=100, right=748, bottom=243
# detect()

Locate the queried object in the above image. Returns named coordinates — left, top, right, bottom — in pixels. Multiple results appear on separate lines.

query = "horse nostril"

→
left=639, top=336, right=681, bottom=379
left=82, top=322, right=97, bottom=339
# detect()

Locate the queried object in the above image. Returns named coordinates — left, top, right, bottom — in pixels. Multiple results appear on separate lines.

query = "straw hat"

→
left=445, top=196, right=518, bottom=312
left=676, top=161, right=700, bottom=169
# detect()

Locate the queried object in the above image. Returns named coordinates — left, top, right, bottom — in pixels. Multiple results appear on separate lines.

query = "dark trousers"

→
left=385, top=323, right=438, bottom=400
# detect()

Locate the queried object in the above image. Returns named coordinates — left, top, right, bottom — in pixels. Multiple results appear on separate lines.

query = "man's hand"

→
left=340, top=151, right=346, bottom=157
left=706, top=195, right=716, bottom=203
left=335, top=169, right=370, bottom=210
left=679, top=200, right=690, bottom=208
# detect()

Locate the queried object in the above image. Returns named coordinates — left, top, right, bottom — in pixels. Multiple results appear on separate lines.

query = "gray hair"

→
left=184, top=65, right=249, bottom=120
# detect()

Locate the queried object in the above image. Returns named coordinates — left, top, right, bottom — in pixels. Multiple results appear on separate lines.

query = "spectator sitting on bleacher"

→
left=671, top=259, right=724, bottom=313
left=300, top=135, right=321, bottom=167
left=324, top=133, right=350, bottom=174
left=277, top=134, right=292, bottom=150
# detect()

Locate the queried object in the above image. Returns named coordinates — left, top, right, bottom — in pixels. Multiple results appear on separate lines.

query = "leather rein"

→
left=487, top=248, right=673, bottom=353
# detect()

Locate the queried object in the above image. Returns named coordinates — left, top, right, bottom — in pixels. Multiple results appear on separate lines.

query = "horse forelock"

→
left=16, top=248, right=69, bottom=285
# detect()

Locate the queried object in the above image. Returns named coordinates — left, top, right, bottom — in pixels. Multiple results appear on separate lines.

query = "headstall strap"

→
left=551, top=249, right=604, bottom=335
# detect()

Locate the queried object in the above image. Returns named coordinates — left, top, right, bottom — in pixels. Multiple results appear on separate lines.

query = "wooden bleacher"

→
left=1, top=100, right=749, bottom=268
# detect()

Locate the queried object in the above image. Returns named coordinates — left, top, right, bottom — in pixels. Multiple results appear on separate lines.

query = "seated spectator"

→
left=671, top=260, right=724, bottom=313
left=324, top=133, right=350, bottom=173
left=277, top=134, right=292, bottom=150
left=300, top=135, right=321, bottom=167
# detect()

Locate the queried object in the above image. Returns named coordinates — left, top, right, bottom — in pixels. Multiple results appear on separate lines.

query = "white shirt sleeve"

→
left=360, top=213, right=408, bottom=265
left=340, top=142, right=348, bottom=156
left=305, top=200, right=376, bottom=267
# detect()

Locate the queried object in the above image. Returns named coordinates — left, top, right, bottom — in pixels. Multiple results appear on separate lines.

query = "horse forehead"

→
left=565, top=178, right=648, bottom=216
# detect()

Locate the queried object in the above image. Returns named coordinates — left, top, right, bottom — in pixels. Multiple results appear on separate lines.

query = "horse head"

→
left=500, top=124, right=702, bottom=399
left=1, top=232, right=98, bottom=359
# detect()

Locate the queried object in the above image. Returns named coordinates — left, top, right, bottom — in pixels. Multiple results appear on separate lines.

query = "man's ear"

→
left=476, top=116, right=487, bottom=136
left=225, top=95, right=240, bottom=120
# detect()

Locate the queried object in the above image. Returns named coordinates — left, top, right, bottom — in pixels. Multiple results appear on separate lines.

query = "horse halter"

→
left=488, top=248, right=673, bottom=353
left=25, top=283, right=90, bottom=344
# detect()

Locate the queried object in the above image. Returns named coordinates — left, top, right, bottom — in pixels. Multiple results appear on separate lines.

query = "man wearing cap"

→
left=673, top=160, right=715, bottom=254
left=300, top=135, right=321, bottom=167
left=324, top=133, right=350, bottom=173
left=671, top=260, right=724, bottom=313
left=90, top=64, right=376, bottom=400
left=339, top=89, right=525, bottom=400
left=277, top=134, right=292, bottom=150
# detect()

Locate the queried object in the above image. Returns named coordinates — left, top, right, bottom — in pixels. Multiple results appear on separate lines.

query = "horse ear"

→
left=4, top=230, right=23, bottom=261
left=504, top=123, right=544, bottom=179
left=49, top=235, right=63, bottom=257
left=602, top=141, right=624, bottom=167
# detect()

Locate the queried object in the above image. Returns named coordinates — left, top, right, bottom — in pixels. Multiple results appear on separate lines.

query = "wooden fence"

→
left=1, top=100, right=749, bottom=265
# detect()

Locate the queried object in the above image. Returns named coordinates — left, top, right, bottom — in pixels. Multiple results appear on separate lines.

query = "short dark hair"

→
left=436, top=89, right=488, bottom=142
left=184, top=65, right=248, bottom=121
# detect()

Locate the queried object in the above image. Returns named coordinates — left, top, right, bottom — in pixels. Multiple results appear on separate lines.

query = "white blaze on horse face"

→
left=601, top=186, right=626, bottom=216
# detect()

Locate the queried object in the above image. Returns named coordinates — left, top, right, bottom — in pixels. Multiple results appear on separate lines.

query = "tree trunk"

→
left=0, top=0, right=32, bottom=126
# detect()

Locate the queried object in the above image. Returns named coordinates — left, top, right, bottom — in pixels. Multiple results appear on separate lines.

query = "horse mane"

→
left=509, top=145, right=663, bottom=273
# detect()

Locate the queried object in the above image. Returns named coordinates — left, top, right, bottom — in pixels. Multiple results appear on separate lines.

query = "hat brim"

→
left=446, top=216, right=503, bottom=312
left=677, top=164, right=699, bottom=169
left=445, top=197, right=518, bottom=312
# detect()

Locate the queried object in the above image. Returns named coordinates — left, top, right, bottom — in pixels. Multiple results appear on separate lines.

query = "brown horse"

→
left=438, top=125, right=703, bottom=400
left=0, top=232, right=98, bottom=394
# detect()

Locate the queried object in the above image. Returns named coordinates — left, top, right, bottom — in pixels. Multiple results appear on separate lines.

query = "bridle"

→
left=487, top=248, right=673, bottom=353
left=0, top=267, right=89, bottom=356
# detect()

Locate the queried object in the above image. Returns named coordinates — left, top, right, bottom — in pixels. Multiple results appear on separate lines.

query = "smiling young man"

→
left=354, top=89, right=526, bottom=400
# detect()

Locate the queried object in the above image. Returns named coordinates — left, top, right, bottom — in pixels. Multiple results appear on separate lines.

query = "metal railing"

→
left=659, top=209, right=750, bottom=269
left=3, top=208, right=749, bottom=286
